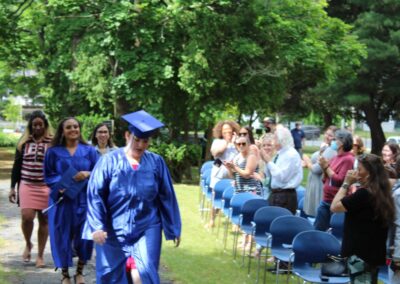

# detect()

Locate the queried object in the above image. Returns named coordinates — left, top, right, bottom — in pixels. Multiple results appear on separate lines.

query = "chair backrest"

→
left=230, top=192, right=259, bottom=219
left=297, top=197, right=310, bottom=218
left=292, top=230, right=341, bottom=264
left=253, top=206, right=292, bottom=237
left=270, top=215, right=314, bottom=246
left=296, top=185, right=306, bottom=204
left=330, top=212, right=345, bottom=240
left=240, top=199, right=269, bottom=227
left=203, top=169, right=212, bottom=192
left=214, top=179, right=233, bottom=199
left=222, top=186, right=235, bottom=212
left=200, top=161, right=214, bottom=174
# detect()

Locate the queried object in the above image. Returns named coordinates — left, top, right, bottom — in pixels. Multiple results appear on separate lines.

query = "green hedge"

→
left=149, top=141, right=202, bottom=183
left=0, top=132, right=20, bottom=147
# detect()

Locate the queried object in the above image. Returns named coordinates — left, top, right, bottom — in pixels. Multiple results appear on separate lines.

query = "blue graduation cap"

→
left=55, top=166, right=87, bottom=200
left=121, top=110, right=164, bottom=138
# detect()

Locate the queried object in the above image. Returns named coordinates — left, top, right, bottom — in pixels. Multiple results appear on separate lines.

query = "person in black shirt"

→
left=331, top=153, right=395, bottom=283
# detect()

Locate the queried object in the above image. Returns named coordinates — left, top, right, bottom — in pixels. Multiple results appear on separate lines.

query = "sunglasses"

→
left=239, top=132, right=248, bottom=136
left=237, top=142, right=247, bottom=147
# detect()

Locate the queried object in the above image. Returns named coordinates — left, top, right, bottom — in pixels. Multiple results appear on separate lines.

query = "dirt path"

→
left=0, top=148, right=171, bottom=283
left=0, top=149, right=97, bottom=284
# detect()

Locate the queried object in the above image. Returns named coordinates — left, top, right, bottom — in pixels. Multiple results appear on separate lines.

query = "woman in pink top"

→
left=314, top=129, right=355, bottom=231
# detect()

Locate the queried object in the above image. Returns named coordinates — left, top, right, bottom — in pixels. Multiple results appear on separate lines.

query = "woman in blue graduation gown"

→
left=83, top=110, right=182, bottom=284
left=44, top=117, right=98, bottom=284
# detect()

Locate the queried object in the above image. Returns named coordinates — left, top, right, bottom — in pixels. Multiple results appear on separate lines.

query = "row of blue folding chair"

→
left=247, top=206, right=292, bottom=283
left=223, top=192, right=260, bottom=251
left=213, top=180, right=234, bottom=236
left=199, top=168, right=212, bottom=219
left=236, top=198, right=269, bottom=262
left=198, top=160, right=213, bottom=203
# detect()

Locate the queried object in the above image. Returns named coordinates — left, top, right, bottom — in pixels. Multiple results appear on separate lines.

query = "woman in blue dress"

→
left=83, top=110, right=182, bottom=284
left=44, top=117, right=98, bottom=284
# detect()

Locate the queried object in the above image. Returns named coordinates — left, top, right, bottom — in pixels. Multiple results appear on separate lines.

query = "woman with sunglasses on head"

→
left=9, top=111, right=52, bottom=268
left=225, top=135, right=262, bottom=250
left=91, top=123, right=117, bottom=156
left=44, top=117, right=98, bottom=284
left=331, top=154, right=395, bottom=283
left=225, top=136, right=262, bottom=195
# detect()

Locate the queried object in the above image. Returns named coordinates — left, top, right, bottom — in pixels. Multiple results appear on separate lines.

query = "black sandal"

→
left=73, top=260, right=85, bottom=284
left=61, top=268, right=71, bottom=284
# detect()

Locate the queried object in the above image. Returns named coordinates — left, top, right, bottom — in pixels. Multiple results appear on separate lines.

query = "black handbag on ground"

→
left=320, top=255, right=349, bottom=277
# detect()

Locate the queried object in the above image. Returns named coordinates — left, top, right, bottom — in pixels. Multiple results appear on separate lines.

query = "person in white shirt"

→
left=260, top=125, right=303, bottom=214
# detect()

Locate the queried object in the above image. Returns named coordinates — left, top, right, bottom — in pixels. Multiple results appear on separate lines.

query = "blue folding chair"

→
left=211, top=179, right=232, bottom=234
left=200, top=160, right=214, bottom=174
left=200, top=169, right=212, bottom=219
left=213, top=179, right=233, bottom=210
left=269, top=215, right=314, bottom=283
left=329, top=212, right=345, bottom=242
left=291, top=230, right=350, bottom=283
left=247, top=206, right=292, bottom=282
left=236, top=198, right=268, bottom=263
left=223, top=192, right=258, bottom=252
left=217, top=186, right=235, bottom=238
left=199, top=162, right=213, bottom=202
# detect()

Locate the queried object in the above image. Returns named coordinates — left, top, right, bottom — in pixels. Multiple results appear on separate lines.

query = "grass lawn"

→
left=160, top=184, right=298, bottom=284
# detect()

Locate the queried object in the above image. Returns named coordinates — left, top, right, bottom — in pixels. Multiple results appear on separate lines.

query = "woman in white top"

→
left=206, top=120, right=240, bottom=228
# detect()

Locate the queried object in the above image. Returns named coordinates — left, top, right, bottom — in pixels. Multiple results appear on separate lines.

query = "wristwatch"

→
left=342, top=183, right=350, bottom=190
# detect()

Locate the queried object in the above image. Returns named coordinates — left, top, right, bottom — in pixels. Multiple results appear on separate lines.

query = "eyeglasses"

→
left=237, top=142, right=247, bottom=147
left=239, top=132, right=248, bottom=136
left=353, top=144, right=359, bottom=147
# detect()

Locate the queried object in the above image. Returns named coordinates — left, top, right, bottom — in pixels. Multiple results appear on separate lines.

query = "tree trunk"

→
left=323, top=112, right=334, bottom=130
left=204, top=124, right=214, bottom=161
left=363, top=104, right=385, bottom=155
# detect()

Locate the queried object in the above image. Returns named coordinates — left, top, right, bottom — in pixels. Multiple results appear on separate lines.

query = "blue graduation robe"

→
left=44, top=143, right=99, bottom=268
left=83, top=148, right=182, bottom=284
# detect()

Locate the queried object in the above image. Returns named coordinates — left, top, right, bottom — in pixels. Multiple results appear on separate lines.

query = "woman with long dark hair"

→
left=44, top=117, right=98, bottom=284
left=331, top=153, right=395, bottom=283
left=9, top=110, right=52, bottom=267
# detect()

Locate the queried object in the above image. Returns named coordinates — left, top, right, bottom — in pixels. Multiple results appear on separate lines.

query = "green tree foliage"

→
left=0, top=0, right=364, bottom=154
left=3, top=97, right=21, bottom=122
left=326, top=0, right=400, bottom=153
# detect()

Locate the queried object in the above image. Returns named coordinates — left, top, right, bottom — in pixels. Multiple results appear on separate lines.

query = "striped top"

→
left=11, top=136, right=52, bottom=188
left=233, top=155, right=262, bottom=195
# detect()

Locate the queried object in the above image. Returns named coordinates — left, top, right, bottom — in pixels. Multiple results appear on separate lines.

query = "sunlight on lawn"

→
left=160, top=184, right=296, bottom=284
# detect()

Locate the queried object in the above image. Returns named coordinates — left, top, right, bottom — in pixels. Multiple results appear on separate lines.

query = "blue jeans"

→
left=314, top=201, right=332, bottom=231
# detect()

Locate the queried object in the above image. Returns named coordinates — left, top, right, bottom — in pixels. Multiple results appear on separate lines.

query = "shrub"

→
left=149, top=140, right=202, bottom=183
left=0, top=132, right=20, bottom=147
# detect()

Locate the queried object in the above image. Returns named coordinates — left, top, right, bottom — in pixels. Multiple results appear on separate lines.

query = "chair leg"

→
left=216, top=210, right=222, bottom=238
left=223, top=218, right=230, bottom=252
left=275, top=259, right=280, bottom=284
left=256, top=249, right=262, bottom=283
left=247, top=238, right=253, bottom=276
left=232, top=228, right=239, bottom=260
